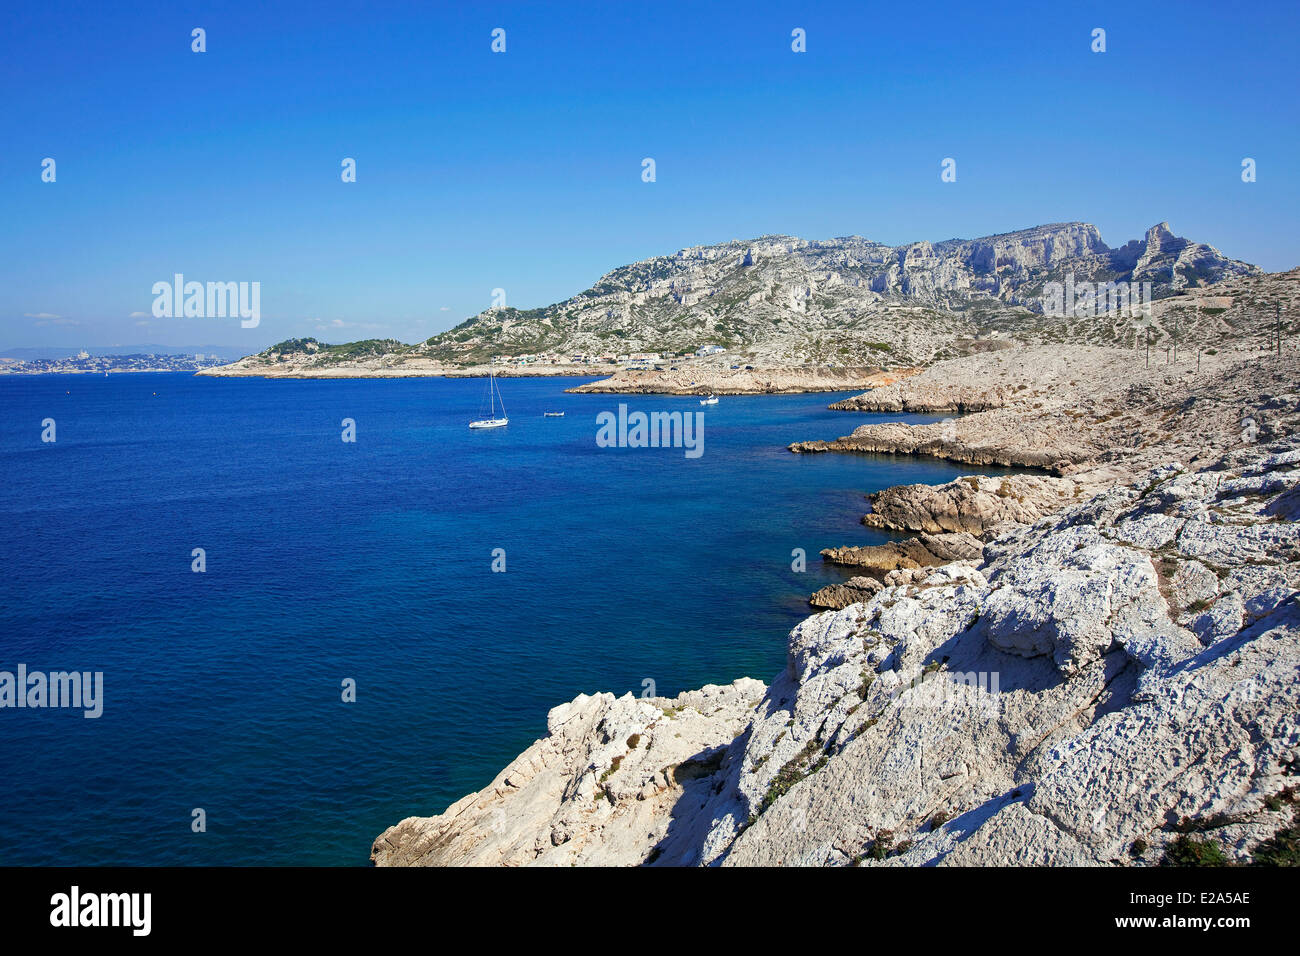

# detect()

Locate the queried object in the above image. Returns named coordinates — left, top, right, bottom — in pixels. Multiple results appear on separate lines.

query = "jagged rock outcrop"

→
left=829, top=383, right=1007, bottom=413
left=917, top=531, right=986, bottom=562
left=791, top=417, right=1092, bottom=471
left=374, top=435, right=1300, bottom=867
left=820, top=538, right=945, bottom=573
left=819, top=531, right=986, bottom=576
left=861, top=475, right=1082, bottom=535
left=809, top=576, right=885, bottom=610
left=699, top=440, right=1300, bottom=867
left=802, top=330, right=1300, bottom=662
left=370, top=680, right=765, bottom=866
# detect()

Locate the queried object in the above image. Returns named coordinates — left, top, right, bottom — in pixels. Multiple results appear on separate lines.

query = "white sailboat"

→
left=468, top=370, right=509, bottom=429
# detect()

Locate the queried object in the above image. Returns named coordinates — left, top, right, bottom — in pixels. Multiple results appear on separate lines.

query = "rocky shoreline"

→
left=373, top=348, right=1299, bottom=866
left=373, top=426, right=1299, bottom=865
left=196, top=357, right=918, bottom=396
left=372, top=308, right=1300, bottom=866
left=791, top=344, right=1300, bottom=476
left=564, top=366, right=917, bottom=396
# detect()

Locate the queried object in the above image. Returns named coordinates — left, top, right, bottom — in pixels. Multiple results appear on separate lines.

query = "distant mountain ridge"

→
left=223, top=221, right=1261, bottom=373
left=409, top=221, right=1256, bottom=365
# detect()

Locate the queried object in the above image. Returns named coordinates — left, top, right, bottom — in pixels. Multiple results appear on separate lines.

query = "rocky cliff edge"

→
left=373, top=432, right=1300, bottom=866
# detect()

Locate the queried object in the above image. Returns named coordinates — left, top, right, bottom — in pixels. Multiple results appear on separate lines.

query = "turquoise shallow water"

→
left=0, top=373, right=1022, bottom=865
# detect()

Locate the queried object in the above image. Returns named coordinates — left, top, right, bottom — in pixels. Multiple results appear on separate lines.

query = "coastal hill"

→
left=423, top=220, right=1255, bottom=366
left=202, top=221, right=1258, bottom=382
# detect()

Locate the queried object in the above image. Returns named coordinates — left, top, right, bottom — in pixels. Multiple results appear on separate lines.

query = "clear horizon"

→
left=3, top=0, right=1297, bottom=351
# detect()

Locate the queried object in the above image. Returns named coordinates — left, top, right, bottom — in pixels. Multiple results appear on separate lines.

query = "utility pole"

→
left=1278, top=304, right=1283, bottom=359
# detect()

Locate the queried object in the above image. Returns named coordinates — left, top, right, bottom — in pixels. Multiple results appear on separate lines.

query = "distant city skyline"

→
left=3, top=0, right=1297, bottom=350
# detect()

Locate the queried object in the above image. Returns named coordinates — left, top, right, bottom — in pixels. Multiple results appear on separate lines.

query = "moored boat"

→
left=469, top=370, right=509, bottom=429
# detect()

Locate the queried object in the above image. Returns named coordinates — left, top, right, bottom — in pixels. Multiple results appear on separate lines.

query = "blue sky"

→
left=2, top=0, right=1297, bottom=351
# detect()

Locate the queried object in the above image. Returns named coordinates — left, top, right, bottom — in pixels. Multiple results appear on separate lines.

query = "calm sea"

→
left=0, top=373, right=1018, bottom=865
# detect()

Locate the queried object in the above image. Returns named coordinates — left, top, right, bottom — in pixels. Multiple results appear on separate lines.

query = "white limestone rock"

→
left=370, top=679, right=765, bottom=866
left=374, top=434, right=1300, bottom=868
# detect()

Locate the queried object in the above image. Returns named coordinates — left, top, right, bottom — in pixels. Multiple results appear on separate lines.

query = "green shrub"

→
left=599, top=755, right=623, bottom=784
left=760, top=739, right=826, bottom=812
left=1160, top=835, right=1229, bottom=867
left=857, top=670, right=875, bottom=700
left=1250, top=811, right=1300, bottom=866
left=868, top=830, right=894, bottom=861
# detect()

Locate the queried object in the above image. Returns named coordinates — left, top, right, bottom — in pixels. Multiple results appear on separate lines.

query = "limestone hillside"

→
left=225, top=222, right=1264, bottom=373
left=414, top=221, right=1256, bottom=366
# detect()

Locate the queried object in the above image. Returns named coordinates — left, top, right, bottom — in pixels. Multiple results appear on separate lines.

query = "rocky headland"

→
left=197, top=347, right=620, bottom=380
left=371, top=268, right=1300, bottom=868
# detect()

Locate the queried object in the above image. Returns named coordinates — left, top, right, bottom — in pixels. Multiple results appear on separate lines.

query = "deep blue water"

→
left=0, top=373, right=1021, bottom=865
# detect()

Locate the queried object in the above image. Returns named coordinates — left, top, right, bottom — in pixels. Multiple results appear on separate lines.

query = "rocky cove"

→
left=371, top=331, right=1300, bottom=867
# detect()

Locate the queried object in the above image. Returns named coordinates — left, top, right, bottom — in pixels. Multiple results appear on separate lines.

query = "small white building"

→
left=695, top=345, right=726, bottom=357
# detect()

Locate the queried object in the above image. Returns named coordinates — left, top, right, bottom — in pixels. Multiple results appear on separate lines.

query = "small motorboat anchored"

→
left=468, top=370, right=509, bottom=429
left=699, top=395, right=719, bottom=406
left=543, top=411, right=564, bottom=417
